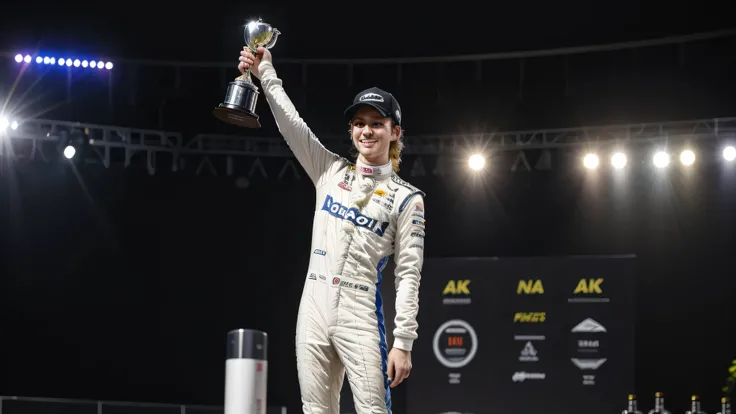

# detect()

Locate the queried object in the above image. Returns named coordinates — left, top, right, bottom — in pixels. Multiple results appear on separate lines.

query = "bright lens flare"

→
left=611, top=152, right=627, bottom=169
left=468, top=154, right=485, bottom=171
left=680, top=150, right=695, bottom=166
left=722, top=146, right=735, bottom=161
left=653, top=151, right=670, bottom=168
left=583, top=153, right=599, bottom=169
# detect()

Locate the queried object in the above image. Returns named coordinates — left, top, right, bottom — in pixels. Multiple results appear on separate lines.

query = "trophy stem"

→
left=235, top=45, right=258, bottom=83
left=237, top=45, right=260, bottom=82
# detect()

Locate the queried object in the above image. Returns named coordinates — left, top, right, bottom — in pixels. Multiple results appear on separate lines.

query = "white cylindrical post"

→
left=224, top=329, right=268, bottom=414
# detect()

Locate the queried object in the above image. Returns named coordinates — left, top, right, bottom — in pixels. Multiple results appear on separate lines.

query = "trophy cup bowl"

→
left=213, top=18, right=281, bottom=128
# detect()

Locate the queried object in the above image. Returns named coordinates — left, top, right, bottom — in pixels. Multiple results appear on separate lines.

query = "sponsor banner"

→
left=406, top=256, right=635, bottom=414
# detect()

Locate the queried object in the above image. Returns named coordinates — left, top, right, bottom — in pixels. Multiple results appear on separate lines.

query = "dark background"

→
left=1, top=2, right=736, bottom=413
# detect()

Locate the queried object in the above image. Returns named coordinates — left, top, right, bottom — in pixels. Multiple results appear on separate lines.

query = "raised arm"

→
left=392, top=192, right=426, bottom=352
left=241, top=47, right=342, bottom=186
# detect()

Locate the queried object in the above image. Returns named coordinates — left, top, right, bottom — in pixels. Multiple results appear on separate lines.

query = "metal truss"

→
left=411, top=116, right=736, bottom=153
left=2, top=116, right=735, bottom=176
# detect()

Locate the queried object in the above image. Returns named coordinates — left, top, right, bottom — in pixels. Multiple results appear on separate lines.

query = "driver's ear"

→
left=392, top=125, right=401, bottom=141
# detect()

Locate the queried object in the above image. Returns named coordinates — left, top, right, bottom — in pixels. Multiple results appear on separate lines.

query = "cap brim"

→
left=344, top=102, right=390, bottom=121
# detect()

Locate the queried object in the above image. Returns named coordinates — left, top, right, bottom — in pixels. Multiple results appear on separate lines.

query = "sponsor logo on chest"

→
left=321, top=195, right=389, bottom=236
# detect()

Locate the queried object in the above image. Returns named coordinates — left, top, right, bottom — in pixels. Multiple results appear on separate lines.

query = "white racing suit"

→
left=259, top=60, right=426, bottom=414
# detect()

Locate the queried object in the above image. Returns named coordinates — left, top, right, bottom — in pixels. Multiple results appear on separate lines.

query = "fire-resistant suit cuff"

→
left=393, top=337, right=414, bottom=352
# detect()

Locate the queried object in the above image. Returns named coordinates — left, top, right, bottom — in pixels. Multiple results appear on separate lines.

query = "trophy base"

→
left=213, top=104, right=261, bottom=129
left=213, top=79, right=262, bottom=128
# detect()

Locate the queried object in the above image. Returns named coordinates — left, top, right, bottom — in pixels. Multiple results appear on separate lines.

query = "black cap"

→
left=344, top=87, right=402, bottom=126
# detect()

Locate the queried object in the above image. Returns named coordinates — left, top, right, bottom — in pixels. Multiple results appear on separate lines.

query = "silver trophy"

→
left=213, top=18, right=281, bottom=128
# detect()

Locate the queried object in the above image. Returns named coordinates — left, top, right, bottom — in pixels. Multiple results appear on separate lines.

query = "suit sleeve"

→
left=258, top=61, right=342, bottom=186
left=392, top=193, right=426, bottom=352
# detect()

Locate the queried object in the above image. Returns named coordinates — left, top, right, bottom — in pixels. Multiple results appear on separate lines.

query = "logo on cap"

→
left=359, top=93, right=384, bottom=102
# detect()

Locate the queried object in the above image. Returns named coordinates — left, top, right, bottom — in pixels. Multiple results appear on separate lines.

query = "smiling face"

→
left=350, top=106, right=401, bottom=166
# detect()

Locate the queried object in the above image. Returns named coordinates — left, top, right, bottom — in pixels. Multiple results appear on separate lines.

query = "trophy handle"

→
left=263, top=29, right=281, bottom=49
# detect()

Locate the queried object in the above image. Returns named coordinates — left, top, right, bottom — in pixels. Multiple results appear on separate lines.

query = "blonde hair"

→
left=388, top=130, right=404, bottom=172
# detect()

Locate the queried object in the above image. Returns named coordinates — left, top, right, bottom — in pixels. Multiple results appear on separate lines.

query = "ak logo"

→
left=573, top=278, right=604, bottom=294
left=443, top=280, right=471, bottom=295
left=513, top=312, right=546, bottom=323
left=517, top=279, right=544, bottom=295
left=442, top=279, right=472, bottom=305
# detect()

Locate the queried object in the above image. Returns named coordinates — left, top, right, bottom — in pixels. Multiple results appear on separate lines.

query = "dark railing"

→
left=0, top=396, right=287, bottom=414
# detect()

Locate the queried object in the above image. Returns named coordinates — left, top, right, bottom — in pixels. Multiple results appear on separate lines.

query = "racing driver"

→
left=238, top=45, right=426, bottom=414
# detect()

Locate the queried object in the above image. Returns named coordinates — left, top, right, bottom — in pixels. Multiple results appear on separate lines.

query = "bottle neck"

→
left=654, top=396, right=665, bottom=411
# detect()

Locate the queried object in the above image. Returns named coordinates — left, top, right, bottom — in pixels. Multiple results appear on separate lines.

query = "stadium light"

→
left=724, top=146, right=736, bottom=162
left=653, top=151, right=670, bottom=168
left=63, top=145, right=76, bottom=159
left=679, top=150, right=695, bottom=166
left=14, top=52, right=114, bottom=70
left=583, top=153, right=599, bottom=169
left=468, top=154, right=486, bottom=171
left=611, top=152, right=627, bottom=169
left=14, top=54, right=32, bottom=63
left=0, top=116, right=19, bottom=133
